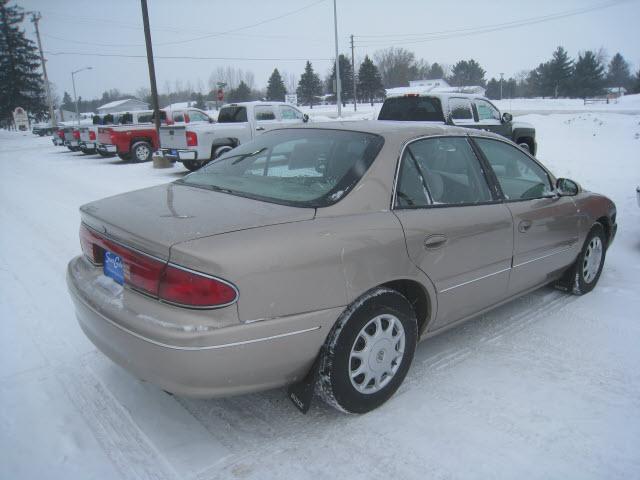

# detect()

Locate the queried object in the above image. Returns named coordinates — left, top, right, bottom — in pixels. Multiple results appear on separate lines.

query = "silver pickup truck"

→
left=159, top=101, right=308, bottom=171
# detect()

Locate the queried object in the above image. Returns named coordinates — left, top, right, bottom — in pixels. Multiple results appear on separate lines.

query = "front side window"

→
left=180, top=129, right=384, bottom=207
left=254, top=106, right=276, bottom=121
left=475, top=99, right=501, bottom=122
left=449, top=98, right=474, bottom=124
left=396, top=137, right=492, bottom=208
left=188, top=110, right=209, bottom=122
left=280, top=106, right=303, bottom=120
left=378, top=97, right=444, bottom=122
left=474, top=138, right=553, bottom=200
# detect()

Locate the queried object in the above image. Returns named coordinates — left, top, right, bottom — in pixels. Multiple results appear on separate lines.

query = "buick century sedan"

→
left=67, top=122, right=617, bottom=413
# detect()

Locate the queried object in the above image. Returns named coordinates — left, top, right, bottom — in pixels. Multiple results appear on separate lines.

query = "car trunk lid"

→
left=80, top=182, right=315, bottom=259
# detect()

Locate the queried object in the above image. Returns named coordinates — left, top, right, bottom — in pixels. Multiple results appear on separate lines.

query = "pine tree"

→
left=426, top=63, right=444, bottom=80
left=227, top=81, right=251, bottom=102
left=357, top=55, right=384, bottom=106
left=0, top=0, right=47, bottom=127
left=296, top=61, right=322, bottom=108
left=485, top=78, right=500, bottom=99
left=571, top=50, right=605, bottom=98
left=633, top=70, right=640, bottom=94
left=327, top=54, right=353, bottom=104
left=266, top=68, right=287, bottom=101
left=448, top=59, right=486, bottom=87
left=606, top=53, right=631, bottom=90
left=547, top=46, right=574, bottom=98
left=61, top=91, right=73, bottom=110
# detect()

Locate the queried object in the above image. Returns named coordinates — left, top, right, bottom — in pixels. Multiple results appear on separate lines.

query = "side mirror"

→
left=556, top=178, right=580, bottom=196
left=501, top=112, right=513, bottom=124
left=302, top=114, right=309, bottom=123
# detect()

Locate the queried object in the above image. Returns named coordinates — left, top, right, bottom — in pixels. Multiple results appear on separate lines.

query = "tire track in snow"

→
left=57, top=363, right=177, bottom=480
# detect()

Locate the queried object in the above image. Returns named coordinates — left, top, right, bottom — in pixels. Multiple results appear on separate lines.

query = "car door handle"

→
left=518, top=220, right=532, bottom=233
left=424, top=234, right=448, bottom=249
left=255, top=126, right=265, bottom=131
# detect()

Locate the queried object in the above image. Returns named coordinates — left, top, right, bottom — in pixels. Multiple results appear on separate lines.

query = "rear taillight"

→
left=79, top=224, right=237, bottom=307
left=57, top=130, right=65, bottom=139
left=89, top=130, right=96, bottom=141
left=110, top=133, right=116, bottom=143
left=159, top=265, right=237, bottom=307
left=186, top=131, right=198, bottom=146
left=73, top=129, right=80, bottom=140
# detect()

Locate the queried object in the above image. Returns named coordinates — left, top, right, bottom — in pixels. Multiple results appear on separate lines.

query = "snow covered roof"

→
left=163, top=101, right=198, bottom=110
left=385, top=86, right=486, bottom=98
left=408, top=78, right=450, bottom=89
left=97, top=98, right=149, bottom=112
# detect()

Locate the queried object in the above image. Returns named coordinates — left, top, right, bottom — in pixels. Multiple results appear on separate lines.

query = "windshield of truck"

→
left=178, top=129, right=384, bottom=207
left=218, top=106, right=248, bottom=123
left=378, top=96, right=444, bottom=122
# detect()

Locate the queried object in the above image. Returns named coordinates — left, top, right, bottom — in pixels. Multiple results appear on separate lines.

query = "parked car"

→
left=33, top=122, right=54, bottom=136
left=66, top=122, right=616, bottom=414
left=380, top=90, right=537, bottom=155
left=97, top=108, right=212, bottom=162
left=52, top=125, right=68, bottom=146
left=159, top=101, right=308, bottom=171
left=79, top=114, right=119, bottom=155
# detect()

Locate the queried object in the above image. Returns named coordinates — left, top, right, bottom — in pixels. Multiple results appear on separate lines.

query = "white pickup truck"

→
left=159, top=101, right=308, bottom=171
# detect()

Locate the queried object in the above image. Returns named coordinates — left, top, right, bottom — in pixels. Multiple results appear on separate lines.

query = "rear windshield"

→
left=179, top=129, right=384, bottom=208
left=378, top=97, right=444, bottom=122
left=218, top=106, right=248, bottom=123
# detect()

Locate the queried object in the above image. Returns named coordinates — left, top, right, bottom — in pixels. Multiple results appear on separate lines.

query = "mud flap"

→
left=287, top=349, right=323, bottom=414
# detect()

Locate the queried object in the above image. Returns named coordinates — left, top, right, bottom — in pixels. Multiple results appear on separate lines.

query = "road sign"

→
left=13, top=107, right=29, bottom=131
left=285, top=94, right=298, bottom=105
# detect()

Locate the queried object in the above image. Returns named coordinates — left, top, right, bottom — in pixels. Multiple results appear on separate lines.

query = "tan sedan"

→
left=67, top=122, right=617, bottom=413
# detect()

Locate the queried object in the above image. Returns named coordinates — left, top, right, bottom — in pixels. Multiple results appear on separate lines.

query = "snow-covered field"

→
left=1, top=110, right=639, bottom=479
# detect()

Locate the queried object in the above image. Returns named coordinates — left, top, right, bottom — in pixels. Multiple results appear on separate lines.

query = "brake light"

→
left=73, top=129, right=80, bottom=139
left=79, top=224, right=237, bottom=307
left=57, top=130, right=65, bottom=139
left=404, top=94, right=419, bottom=97
left=186, top=131, right=198, bottom=146
left=89, top=130, right=96, bottom=141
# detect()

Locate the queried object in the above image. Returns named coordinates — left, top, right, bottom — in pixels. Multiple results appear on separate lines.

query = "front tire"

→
left=317, top=287, right=417, bottom=414
left=572, top=224, right=607, bottom=295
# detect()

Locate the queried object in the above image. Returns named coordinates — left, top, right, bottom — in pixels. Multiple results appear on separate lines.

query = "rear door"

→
left=472, top=137, right=580, bottom=295
left=254, top=105, right=280, bottom=134
left=448, top=97, right=476, bottom=127
left=393, top=136, right=513, bottom=330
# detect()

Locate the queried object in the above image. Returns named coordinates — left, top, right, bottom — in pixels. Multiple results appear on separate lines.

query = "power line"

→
left=44, top=51, right=331, bottom=61
left=353, top=0, right=632, bottom=47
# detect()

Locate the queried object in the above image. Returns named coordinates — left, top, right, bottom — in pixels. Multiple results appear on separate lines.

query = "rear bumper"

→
left=66, top=255, right=338, bottom=398
left=97, top=143, right=118, bottom=154
left=161, top=148, right=197, bottom=162
left=81, top=142, right=96, bottom=150
left=52, top=137, right=64, bottom=146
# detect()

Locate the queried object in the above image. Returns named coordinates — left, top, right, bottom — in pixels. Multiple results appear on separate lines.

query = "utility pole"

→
left=31, top=13, right=56, bottom=127
left=499, top=72, right=504, bottom=100
left=333, top=0, right=341, bottom=117
left=350, top=34, right=356, bottom=111
left=141, top=0, right=161, bottom=138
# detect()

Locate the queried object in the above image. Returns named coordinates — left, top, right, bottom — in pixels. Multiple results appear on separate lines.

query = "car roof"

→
left=275, top=120, right=505, bottom=143
left=384, top=88, right=486, bottom=100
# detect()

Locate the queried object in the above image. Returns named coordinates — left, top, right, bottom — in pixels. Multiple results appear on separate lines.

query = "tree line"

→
left=3, top=0, right=640, bottom=126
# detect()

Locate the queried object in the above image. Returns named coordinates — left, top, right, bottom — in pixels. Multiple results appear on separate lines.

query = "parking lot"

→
left=1, top=111, right=639, bottom=479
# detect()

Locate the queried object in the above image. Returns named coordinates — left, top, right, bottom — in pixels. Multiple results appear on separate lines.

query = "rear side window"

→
left=137, top=113, right=153, bottom=123
left=449, top=98, right=474, bottom=122
left=378, top=97, right=444, bottom=122
left=173, top=112, right=185, bottom=123
left=218, top=106, right=248, bottom=123
left=396, top=137, right=492, bottom=208
left=255, top=106, right=276, bottom=121
left=474, top=138, right=552, bottom=200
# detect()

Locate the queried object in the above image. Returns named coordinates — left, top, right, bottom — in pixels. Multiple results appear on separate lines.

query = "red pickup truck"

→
left=96, top=108, right=213, bottom=162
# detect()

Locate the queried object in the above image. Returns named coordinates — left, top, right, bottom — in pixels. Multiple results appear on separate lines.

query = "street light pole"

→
left=333, top=0, right=341, bottom=118
left=71, top=66, right=92, bottom=126
left=499, top=72, right=504, bottom=100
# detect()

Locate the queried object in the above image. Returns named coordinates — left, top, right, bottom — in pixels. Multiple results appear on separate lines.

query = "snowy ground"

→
left=1, top=109, right=640, bottom=479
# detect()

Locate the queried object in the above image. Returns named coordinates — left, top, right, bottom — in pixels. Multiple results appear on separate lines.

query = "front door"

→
left=394, top=136, right=514, bottom=330
left=473, top=99, right=512, bottom=138
left=472, top=137, right=580, bottom=294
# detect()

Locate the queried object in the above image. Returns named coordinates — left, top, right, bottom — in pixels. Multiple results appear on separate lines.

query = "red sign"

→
left=217, top=89, right=224, bottom=101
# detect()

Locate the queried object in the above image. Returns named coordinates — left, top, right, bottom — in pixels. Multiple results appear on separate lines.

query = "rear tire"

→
left=317, top=287, right=418, bottom=414
left=131, top=141, right=153, bottom=163
left=183, top=160, right=205, bottom=172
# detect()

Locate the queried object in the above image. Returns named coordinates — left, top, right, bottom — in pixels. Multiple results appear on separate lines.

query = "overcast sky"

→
left=17, top=0, right=640, bottom=101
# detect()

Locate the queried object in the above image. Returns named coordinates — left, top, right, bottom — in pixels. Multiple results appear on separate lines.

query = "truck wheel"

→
left=131, top=141, right=153, bottom=163
left=183, top=160, right=205, bottom=172
left=317, top=287, right=418, bottom=414
left=118, top=152, right=131, bottom=161
left=213, top=145, right=234, bottom=159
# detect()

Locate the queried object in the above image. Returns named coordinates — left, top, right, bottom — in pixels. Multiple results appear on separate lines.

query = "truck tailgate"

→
left=160, top=125, right=187, bottom=149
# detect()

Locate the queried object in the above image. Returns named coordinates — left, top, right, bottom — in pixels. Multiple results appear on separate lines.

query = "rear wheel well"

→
left=382, top=280, right=431, bottom=335
left=130, top=137, right=152, bottom=149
